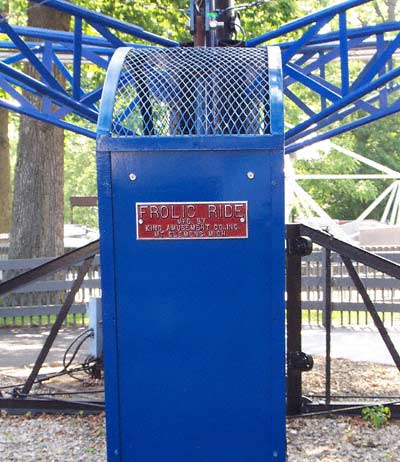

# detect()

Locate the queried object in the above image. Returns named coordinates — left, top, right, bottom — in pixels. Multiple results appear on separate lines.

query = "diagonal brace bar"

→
left=341, top=256, right=400, bottom=372
left=21, top=256, right=95, bottom=396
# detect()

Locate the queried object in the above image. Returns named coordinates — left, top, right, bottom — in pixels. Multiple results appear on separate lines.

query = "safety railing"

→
left=286, top=224, right=400, bottom=417
left=0, top=240, right=100, bottom=398
left=2, top=234, right=400, bottom=328
left=301, top=246, right=400, bottom=327
left=1, top=227, right=400, bottom=415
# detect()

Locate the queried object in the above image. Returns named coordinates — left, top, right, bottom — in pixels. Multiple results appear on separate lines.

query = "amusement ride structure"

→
left=1, top=0, right=400, bottom=440
left=1, top=0, right=400, bottom=233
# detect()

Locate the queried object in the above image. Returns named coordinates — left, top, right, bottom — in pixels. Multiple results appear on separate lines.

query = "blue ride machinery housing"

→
left=96, top=46, right=286, bottom=462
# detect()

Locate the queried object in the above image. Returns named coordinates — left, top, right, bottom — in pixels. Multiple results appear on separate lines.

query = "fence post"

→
left=286, top=224, right=303, bottom=415
left=322, top=248, right=332, bottom=404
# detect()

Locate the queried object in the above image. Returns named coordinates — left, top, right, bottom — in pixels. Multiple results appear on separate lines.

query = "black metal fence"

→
left=301, top=247, right=400, bottom=327
left=286, top=224, right=400, bottom=417
left=2, top=236, right=400, bottom=328
left=1, top=227, right=400, bottom=415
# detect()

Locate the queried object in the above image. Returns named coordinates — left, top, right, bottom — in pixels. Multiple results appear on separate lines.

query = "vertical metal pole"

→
left=215, top=0, right=235, bottom=43
left=193, top=1, right=206, bottom=46
left=322, top=248, right=332, bottom=404
left=286, top=224, right=303, bottom=415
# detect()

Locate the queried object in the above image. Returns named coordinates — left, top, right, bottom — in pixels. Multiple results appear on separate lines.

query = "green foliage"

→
left=299, top=111, right=400, bottom=221
left=350, top=114, right=400, bottom=173
left=64, top=132, right=98, bottom=228
left=76, top=0, right=190, bottom=43
left=362, top=405, right=391, bottom=428
left=294, top=146, right=380, bottom=219
left=240, top=0, right=298, bottom=40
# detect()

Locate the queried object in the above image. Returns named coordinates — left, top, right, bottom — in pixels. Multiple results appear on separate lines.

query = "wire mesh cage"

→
left=111, top=48, right=271, bottom=137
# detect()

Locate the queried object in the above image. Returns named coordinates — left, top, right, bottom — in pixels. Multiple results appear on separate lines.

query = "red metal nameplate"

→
left=136, top=202, right=248, bottom=240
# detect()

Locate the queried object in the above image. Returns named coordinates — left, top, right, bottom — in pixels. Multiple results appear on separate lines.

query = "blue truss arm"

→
left=350, top=32, right=400, bottom=90
left=8, top=26, right=148, bottom=49
left=29, top=0, right=179, bottom=48
left=286, top=100, right=400, bottom=154
left=245, top=0, right=400, bottom=152
left=0, top=97, right=96, bottom=138
left=0, top=17, right=66, bottom=93
left=0, top=60, right=99, bottom=122
left=73, top=17, right=83, bottom=100
left=286, top=67, right=400, bottom=141
left=0, top=0, right=181, bottom=138
left=246, top=0, right=372, bottom=47
left=285, top=64, right=341, bottom=102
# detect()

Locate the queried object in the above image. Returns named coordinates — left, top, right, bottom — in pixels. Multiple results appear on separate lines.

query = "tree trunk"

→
left=9, top=3, right=69, bottom=259
left=0, top=108, right=11, bottom=234
left=387, top=0, right=398, bottom=21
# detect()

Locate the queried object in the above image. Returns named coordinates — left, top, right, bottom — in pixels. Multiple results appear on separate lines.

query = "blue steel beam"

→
left=29, top=0, right=179, bottom=48
left=246, top=0, right=372, bottom=47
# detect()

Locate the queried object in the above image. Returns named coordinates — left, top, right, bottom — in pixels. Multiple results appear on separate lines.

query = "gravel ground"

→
left=0, top=413, right=106, bottom=462
left=0, top=357, right=399, bottom=461
left=287, top=416, right=400, bottom=462
left=1, top=413, right=399, bottom=462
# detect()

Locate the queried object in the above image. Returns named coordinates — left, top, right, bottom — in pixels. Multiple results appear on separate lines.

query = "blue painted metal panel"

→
left=96, top=150, right=122, bottom=460
left=97, top=47, right=285, bottom=462
left=108, top=148, right=285, bottom=462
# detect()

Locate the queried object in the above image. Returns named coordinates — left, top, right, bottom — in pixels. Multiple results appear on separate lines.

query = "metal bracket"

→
left=287, top=236, right=313, bottom=257
left=288, top=351, right=314, bottom=372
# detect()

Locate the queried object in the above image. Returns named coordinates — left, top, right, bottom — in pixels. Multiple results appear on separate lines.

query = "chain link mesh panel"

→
left=111, top=48, right=270, bottom=137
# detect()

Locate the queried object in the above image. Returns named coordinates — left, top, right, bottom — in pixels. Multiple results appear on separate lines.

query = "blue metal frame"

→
left=0, top=0, right=400, bottom=149
left=0, top=0, right=178, bottom=137
left=244, top=0, right=400, bottom=152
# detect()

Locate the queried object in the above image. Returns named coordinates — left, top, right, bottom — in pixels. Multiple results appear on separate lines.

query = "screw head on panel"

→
left=247, top=171, right=255, bottom=180
left=129, top=173, right=137, bottom=181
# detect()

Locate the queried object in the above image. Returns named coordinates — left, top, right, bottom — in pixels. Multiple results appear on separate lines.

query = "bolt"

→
left=129, top=173, right=137, bottom=181
left=247, top=171, right=255, bottom=180
left=138, top=219, right=144, bottom=225
left=240, top=217, right=245, bottom=223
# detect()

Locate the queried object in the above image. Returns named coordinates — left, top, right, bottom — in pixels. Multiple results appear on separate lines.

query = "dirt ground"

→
left=0, top=356, right=399, bottom=461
